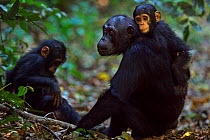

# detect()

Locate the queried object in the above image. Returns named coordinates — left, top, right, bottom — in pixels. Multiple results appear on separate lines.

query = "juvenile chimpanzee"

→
left=133, top=4, right=191, bottom=93
left=75, top=15, right=187, bottom=138
left=5, top=39, right=80, bottom=124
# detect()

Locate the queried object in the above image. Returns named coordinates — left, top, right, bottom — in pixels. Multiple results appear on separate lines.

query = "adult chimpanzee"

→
left=75, top=15, right=187, bottom=138
left=5, top=39, right=80, bottom=125
left=133, top=4, right=191, bottom=93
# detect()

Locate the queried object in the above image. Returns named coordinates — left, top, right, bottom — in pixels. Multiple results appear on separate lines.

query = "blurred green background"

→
left=0, top=0, right=209, bottom=99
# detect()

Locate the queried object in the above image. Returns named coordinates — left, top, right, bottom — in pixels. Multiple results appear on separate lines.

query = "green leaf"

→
left=21, top=122, right=33, bottom=129
left=190, top=20, right=202, bottom=31
left=162, top=2, right=181, bottom=17
left=18, top=86, right=28, bottom=96
left=120, top=131, right=133, bottom=139
left=183, top=25, right=190, bottom=42
left=18, top=8, right=41, bottom=21
left=188, top=112, right=198, bottom=118
left=27, top=86, right=34, bottom=92
left=75, top=128, right=86, bottom=132
left=179, top=18, right=189, bottom=24
left=0, top=69, right=4, bottom=74
left=4, top=93, right=24, bottom=104
left=8, top=0, right=20, bottom=18
left=0, top=117, right=21, bottom=125
left=31, top=21, right=48, bottom=35
left=18, top=8, right=32, bottom=16
left=2, top=19, right=16, bottom=29
left=177, top=2, right=196, bottom=16
left=18, top=21, right=28, bottom=32
left=27, top=14, right=41, bottom=21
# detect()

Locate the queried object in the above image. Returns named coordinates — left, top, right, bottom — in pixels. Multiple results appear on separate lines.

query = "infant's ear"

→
left=41, top=46, right=50, bottom=58
left=155, top=11, right=161, bottom=22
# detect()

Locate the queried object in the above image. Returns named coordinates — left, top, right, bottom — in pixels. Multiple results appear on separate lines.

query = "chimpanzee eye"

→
left=135, top=17, right=141, bottom=23
left=143, top=16, right=148, bottom=21
left=143, top=16, right=149, bottom=21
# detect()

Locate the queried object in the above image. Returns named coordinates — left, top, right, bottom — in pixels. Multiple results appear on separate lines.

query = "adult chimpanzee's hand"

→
left=52, top=91, right=63, bottom=107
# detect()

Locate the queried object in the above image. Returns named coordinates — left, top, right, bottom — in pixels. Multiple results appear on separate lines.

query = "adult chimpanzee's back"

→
left=5, top=39, right=80, bottom=125
left=75, top=15, right=188, bottom=139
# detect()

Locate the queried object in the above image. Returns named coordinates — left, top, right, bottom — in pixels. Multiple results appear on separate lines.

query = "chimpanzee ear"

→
left=155, top=11, right=161, bottom=22
left=41, top=46, right=50, bottom=58
left=126, top=25, right=135, bottom=38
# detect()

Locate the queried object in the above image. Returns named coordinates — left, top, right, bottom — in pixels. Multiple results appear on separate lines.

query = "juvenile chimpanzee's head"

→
left=33, top=39, right=67, bottom=75
left=97, top=15, right=138, bottom=56
left=133, top=4, right=161, bottom=34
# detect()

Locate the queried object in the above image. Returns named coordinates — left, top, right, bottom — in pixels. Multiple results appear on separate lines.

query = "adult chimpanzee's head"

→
left=133, top=4, right=161, bottom=34
left=97, top=15, right=138, bottom=56
left=32, top=39, right=67, bottom=75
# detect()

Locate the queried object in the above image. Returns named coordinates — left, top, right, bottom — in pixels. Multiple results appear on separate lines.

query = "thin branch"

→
left=0, top=104, right=75, bottom=129
left=39, top=123, right=61, bottom=140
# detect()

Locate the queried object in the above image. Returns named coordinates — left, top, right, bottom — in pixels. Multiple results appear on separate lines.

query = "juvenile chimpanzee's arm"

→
left=15, top=75, right=62, bottom=107
left=12, top=54, right=62, bottom=106
left=155, top=21, right=191, bottom=87
left=156, top=21, right=190, bottom=52
left=18, top=76, right=60, bottom=92
left=14, top=54, right=60, bottom=92
left=172, top=51, right=191, bottom=87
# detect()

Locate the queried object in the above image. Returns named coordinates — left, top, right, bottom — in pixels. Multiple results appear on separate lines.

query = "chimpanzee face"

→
left=97, top=15, right=136, bottom=56
left=135, top=14, right=150, bottom=33
left=48, top=58, right=63, bottom=74
left=97, top=24, right=117, bottom=56
left=133, top=4, right=161, bottom=34
left=41, top=46, right=65, bottom=75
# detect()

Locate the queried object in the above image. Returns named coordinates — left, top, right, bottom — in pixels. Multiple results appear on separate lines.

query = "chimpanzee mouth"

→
left=98, top=47, right=109, bottom=51
left=98, top=50, right=108, bottom=52
left=98, top=49, right=110, bottom=56
left=98, top=48, right=109, bottom=53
